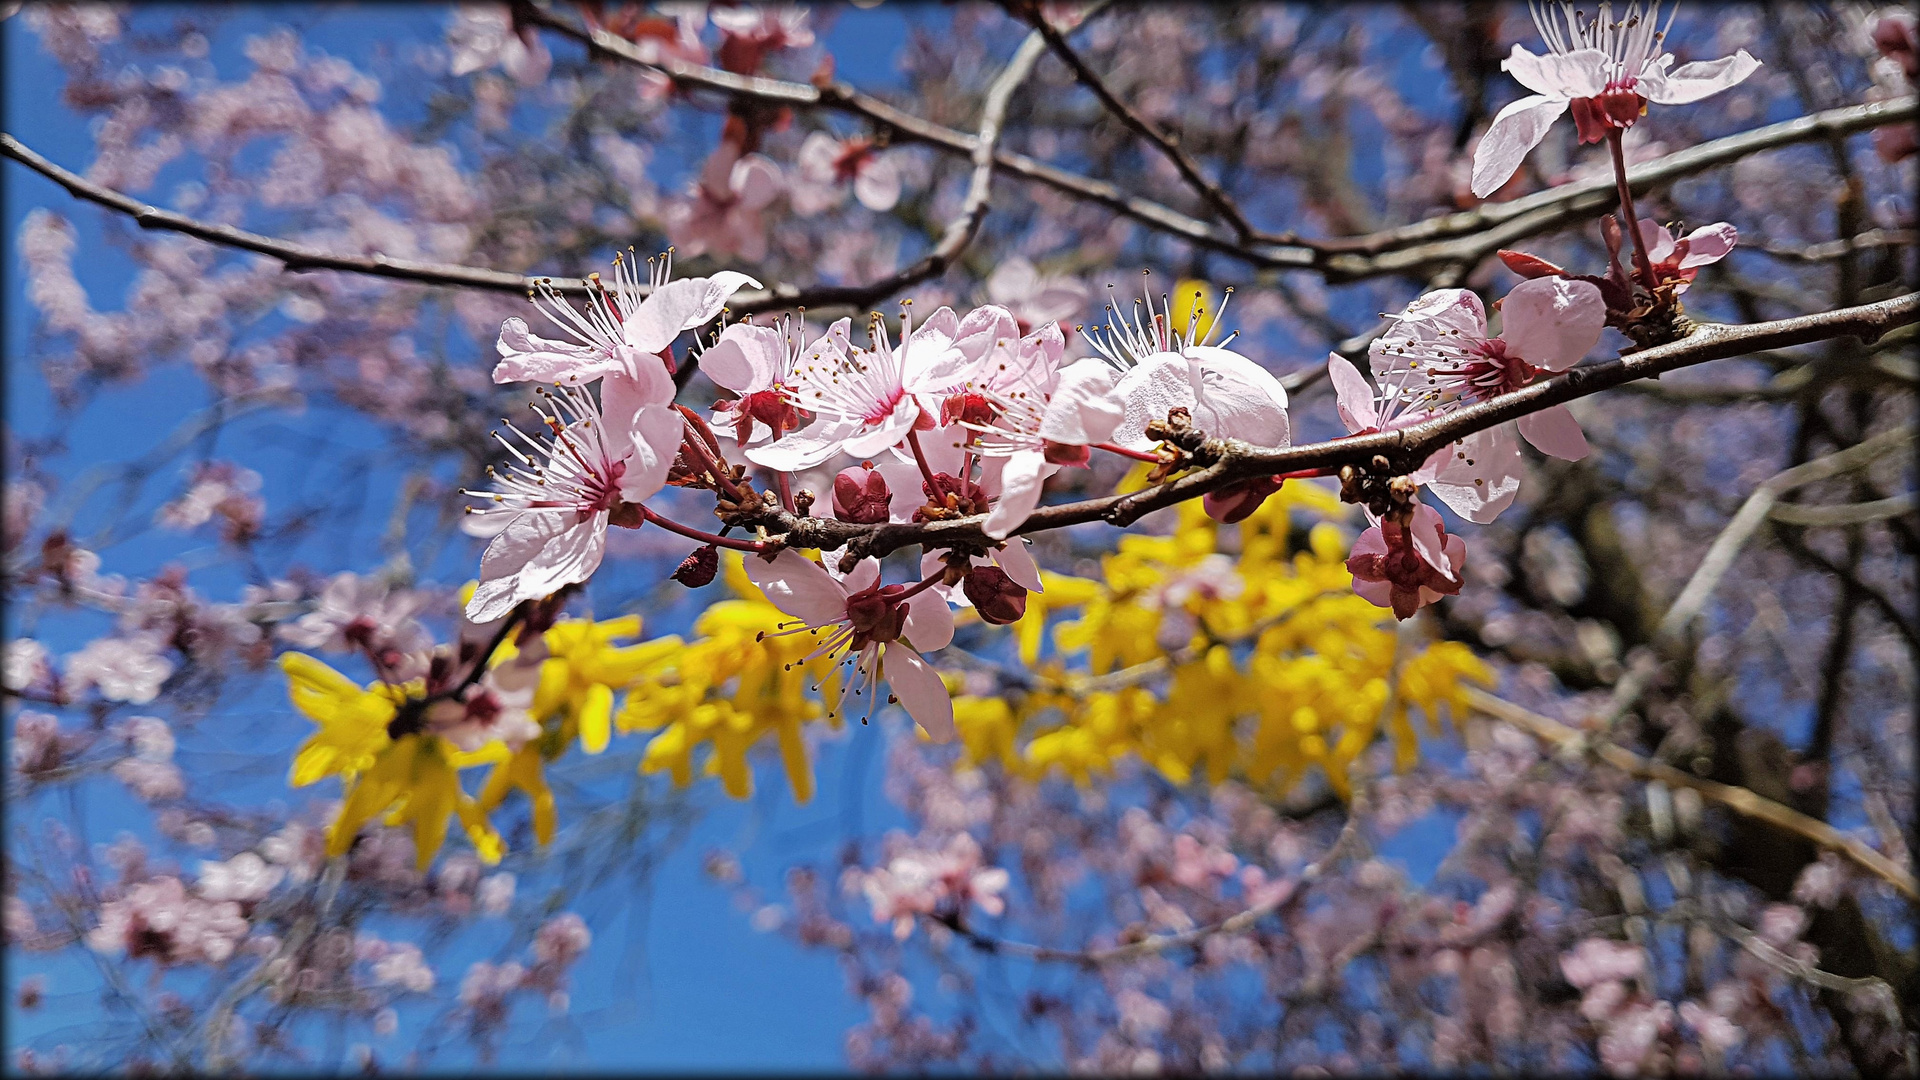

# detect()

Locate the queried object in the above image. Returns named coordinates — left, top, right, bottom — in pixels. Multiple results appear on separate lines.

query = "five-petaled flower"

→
left=745, top=550, right=957, bottom=743
left=494, top=250, right=759, bottom=388
left=1361, top=277, right=1606, bottom=524
left=1471, top=1, right=1760, bottom=198
left=462, top=375, right=683, bottom=623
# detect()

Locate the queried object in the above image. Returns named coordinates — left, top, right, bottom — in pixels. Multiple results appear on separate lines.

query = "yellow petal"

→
left=577, top=682, right=613, bottom=754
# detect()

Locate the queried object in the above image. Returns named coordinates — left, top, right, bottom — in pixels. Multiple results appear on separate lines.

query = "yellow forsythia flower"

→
left=279, top=653, right=502, bottom=870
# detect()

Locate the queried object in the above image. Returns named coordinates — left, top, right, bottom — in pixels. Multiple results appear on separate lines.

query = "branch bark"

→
left=523, top=5, right=1915, bottom=279
left=1014, top=1, right=1258, bottom=239
left=752, top=292, right=1920, bottom=559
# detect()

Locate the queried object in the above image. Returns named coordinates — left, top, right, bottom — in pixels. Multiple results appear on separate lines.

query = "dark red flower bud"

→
left=672, top=544, right=719, bottom=587
left=1202, top=476, right=1283, bottom=525
left=962, top=565, right=1027, bottom=625
left=833, top=464, right=893, bottom=523
left=1497, top=250, right=1567, bottom=280
left=941, top=392, right=995, bottom=428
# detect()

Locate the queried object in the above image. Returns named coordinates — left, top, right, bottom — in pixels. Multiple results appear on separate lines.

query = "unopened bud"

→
left=1497, top=250, right=1566, bottom=280
left=962, top=565, right=1027, bottom=624
left=833, top=464, right=892, bottom=523
left=1202, top=475, right=1283, bottom=525
left=672, top=544, right=719, bottom=587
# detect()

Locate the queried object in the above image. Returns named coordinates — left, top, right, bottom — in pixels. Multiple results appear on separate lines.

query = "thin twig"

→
left=1767, top=492, right=1915, bottom=527
left=1465, top=688, right=1919, bottom=902
left=1755, top=228, right=1918, bottom=264
left=1657, top=426, right=1914, bottom=644
left=0, top=132, right=596, bottom=296
left=1015, top=1, right=1257, bottom=239
left=933, top=800, right=1365, bottom=965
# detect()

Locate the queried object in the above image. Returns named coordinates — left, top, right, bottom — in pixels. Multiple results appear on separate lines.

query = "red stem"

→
left=905, top=428, right=941, bottom=489
left=676, top=418, right=748, bottom=500
left=1607, top=129, right=1661, bottom=297
left=640, top=505, right=768, bottom=551
left=895, top=568, right=949, bottom=600
left=1274, top=467, right=1336, bottom=480
left=1093, top=442, right=1162, bottom=463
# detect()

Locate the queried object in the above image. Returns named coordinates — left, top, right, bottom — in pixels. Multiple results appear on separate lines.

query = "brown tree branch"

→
left=1012, top=1, right=1258, bottom=240
left=522, top=5, right=1915, bottom=279
left=754, top=292, right=1919, bottom=559
left=0, top=131, right=598, bottom=297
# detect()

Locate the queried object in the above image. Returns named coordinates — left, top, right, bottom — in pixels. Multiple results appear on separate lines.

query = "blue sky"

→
left=2, top=5, right=932, bottom=1070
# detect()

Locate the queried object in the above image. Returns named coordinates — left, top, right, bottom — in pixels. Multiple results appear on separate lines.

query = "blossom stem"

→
left=640, top=504, right=769, bottom=552
left=775, top=470, right=796, bottom=514
left=674, top=413, right=748, bottom=499
left=1094, top=442, right=1162, bottom=462
left=905, top=428, right=941, bottom=489
left=895, top=568, right=949, bottom=600
left=1607, top=129, right=1661, bottom=297
left=1275, top=467, right=1336, bottom=480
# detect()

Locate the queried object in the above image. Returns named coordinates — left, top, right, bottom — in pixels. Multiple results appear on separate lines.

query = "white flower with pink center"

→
left=1084, top=279, right=1290, bottom=451
left=493, top=249, right=760, bottom=387
left=744, top=550, right=956, bottom=743
left=462, top=372, right=683, bottom=622
left=1471, top=2, right=1760, bottom=197
left=791, top=132, right=902, bottom=214
left=667, top=145, right=784, bottom=262
left=960, top=358, right=1128, bottom=540
left=700, top=315, right=851, bottom=446
left=746, top=305, right=1002, bottom=472
left=1364, top=277, right=1605, bottom=523
left=1636, top=217, right=1737, bottom=293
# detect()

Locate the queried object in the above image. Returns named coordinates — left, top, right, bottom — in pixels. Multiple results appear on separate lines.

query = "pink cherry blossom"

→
left=445, top=4, right=551, bottom=87
left=791, top=132, right=902, bottom=214
left=66, top=634, right=174, bottom=704
left=711, top=5, right=815, bottom=74
left=493, top=250, right=761, bottom=387
left=278, top=571, right=432, bottom=658
left=701, top=315, right=850, bottom=446
left=424, top=666, right=540, bottom=753
left=1345, top=502, right=1467, bottom=620
left=1083, top=281, right=1290, bottom=450
left=744, top=550, right=956, bottom=742
left=197, top=852, right=286, bottom=905
left=462, top=376, right=683, bottom=622
left=983, top=256, right=1091, bottom=336
left=859, top=833, right=1010, bottom=939
left=666, top=144, right=783, bottom=262
left=747, top=305, right=999, bottom=472
left=1367, top=278, right=1605, bottom=523
left=1471, top=2, right=1761, bottom=197
left=968, top=358, right=1126, bottom=540
left=1636, top=218, right=1737, bottom=293
left=87, top=876, right=250, bottom=966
